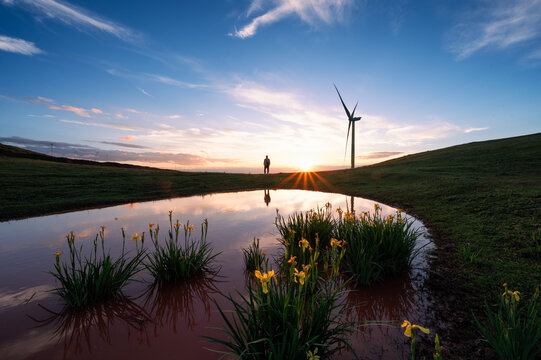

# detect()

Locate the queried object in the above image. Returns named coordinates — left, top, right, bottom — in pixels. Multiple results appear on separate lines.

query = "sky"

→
left=1, top=0, right=540, bottom=173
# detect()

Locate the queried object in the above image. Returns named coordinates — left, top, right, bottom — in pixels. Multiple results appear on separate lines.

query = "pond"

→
left=0, top=189, right=433, bottom=360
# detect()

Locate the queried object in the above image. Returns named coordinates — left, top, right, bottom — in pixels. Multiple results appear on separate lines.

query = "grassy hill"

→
left=1, top=133, right=540, bottom=358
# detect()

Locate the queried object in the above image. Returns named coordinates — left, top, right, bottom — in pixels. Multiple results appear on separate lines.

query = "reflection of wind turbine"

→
left=334, top=84, right=361, bottom=169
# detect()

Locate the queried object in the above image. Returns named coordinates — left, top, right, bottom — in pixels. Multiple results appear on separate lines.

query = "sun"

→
left=298, top=161, right=314, bottom=172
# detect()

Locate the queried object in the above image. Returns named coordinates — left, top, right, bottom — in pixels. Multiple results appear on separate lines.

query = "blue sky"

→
left=1, top=0, right=540, bottom=172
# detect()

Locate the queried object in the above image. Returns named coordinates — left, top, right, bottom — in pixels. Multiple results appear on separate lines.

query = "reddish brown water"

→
left=0, top=190, right=433, bottom=359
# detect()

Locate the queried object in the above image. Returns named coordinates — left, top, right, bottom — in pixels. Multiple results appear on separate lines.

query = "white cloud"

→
left=464, top=126, right=489, bottom=133
left=60, top=119, right=146, bottom=131
left=23, top=96, right=92, bottom=117
left=234, top=0, right=353, bottom=38
left=146, top=74, right=206, bottom=89
left=137, top=87, right=151, bottom=96
left=2, top=0, right=138, bottom=42
left=447, top=0, right=541, bottom=60
left=0, top=34, right=43, bottom=55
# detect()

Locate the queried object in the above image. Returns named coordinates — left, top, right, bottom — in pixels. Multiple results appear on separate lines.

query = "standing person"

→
left=263, top=155, right=270, bottom=174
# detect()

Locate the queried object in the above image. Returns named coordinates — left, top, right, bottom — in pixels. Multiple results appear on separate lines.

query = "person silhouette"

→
left=263, top=155, right=270, bottom=174
left=264, top=189, right=271, bottom=206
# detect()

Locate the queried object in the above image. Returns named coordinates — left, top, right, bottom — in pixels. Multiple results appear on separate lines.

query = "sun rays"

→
left=276, top=170, right=337, bottom=192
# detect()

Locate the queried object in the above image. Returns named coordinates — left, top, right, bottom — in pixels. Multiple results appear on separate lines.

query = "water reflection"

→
left=263, top=189, right=271, bottom=207
left=0, top=190, right=431, bottom=360
left=142, top=272, right=220, bottom=333
left=29, top=298, right=151, bottom=356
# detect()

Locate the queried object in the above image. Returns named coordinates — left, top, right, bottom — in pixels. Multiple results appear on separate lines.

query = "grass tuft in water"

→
left=205, top=238, right=357, bottom=359
left=337, top=204, right=421, bottom=285
left=50, top=227, right=146, bottom=308
left=146, top=211, right=220, bottom=284
left=275, top=203, right=334, bottom=265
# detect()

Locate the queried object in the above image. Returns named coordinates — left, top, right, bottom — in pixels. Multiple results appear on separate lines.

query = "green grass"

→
left=146, top=213, right=219, bottom=284
left=474, top=284, right=541, bottom=360
left=3, top=133, right=541, bottom=357
left=206, top=240, right=356, bottom=360
left=336, top=206, right=420, bottom=285
left=50, top=227, right=145, bottom=308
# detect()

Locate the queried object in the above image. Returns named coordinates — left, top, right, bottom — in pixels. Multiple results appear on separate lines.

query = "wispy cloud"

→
left=234, top=0, right=353, bottom=38
left=23, top=96, right=92, bottom=117
left=60, top=119, right=146, bottom=131
left=357, top=151, right=404, bottom=160
left=137, top=87, right=151, bottom=97
left=106, top=68, right=206, bottom=89
left=0, top=34, right=43, bottom=55
left=0, top=135, right=95, bottom=149
left=0, top=135, right=236, bottom=167
left=447, top=0, right=541, bottom=60
left=119, top=136, right=135, bottom=141
left=464, top=126, right=489, bottom=133
left=2, top=0, right=138, bottom=42
left=146, top=74, right=207, bottom=89
left=98, top=141, right=150, bottom=149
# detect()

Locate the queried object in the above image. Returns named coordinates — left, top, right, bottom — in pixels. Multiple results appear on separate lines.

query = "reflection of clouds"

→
left=0, top=285, right=53, bottom=311
left=28, top=299, right=151, bottom=357
left=0, top=328, right=57, bottom=360
left=142, top=272, right=220, bottom=332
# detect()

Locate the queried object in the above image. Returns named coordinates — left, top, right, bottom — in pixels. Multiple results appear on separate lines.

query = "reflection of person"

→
left=264, top=189, right=271, bottom=206
left=263, top=155, right=270, bottom=174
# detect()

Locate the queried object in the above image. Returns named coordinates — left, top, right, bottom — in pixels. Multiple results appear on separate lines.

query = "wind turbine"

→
left=334, top=84, right=361, bottom=169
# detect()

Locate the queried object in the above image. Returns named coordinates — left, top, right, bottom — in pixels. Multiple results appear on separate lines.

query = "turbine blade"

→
left=334, top=84, right=351, bottom=119
left=351, top=102, right=358, bottom=118
left=344, top=120, right=352, bottom=160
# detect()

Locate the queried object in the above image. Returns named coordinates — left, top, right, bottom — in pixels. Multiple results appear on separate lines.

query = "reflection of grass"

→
left=242, top=237, right=266, bottom=271
left=146, top=212, right=220, bottom=284
left=29, top=298, right=150, bottom=355
left=50, top=227, right=145, bottom=308
left=142, top=271, right=220, bottom=331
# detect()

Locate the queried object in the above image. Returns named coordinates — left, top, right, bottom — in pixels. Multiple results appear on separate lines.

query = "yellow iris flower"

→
left=294, top=268, right=306, bottom=285
left=53, top=251, right=64, bottom=257
left=306, top=348, right=320, bottom=360
left=288, top=256, right=297, bottom=264
left=299, top=238, right=310, bottom=252
left=132, top=233, right=141, bottom=243
left=401, top=320, right=430, bottom=337
left=255, top=270, right=274, bottom=294
left=330, top=238, right=344, bottom=247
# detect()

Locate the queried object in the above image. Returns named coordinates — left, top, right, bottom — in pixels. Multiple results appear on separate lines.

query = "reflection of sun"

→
left=299, top=161, right=314, bottom=172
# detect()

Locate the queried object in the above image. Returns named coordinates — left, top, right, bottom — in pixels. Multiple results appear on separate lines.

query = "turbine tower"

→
left=334, top=84, right=361, bottom=169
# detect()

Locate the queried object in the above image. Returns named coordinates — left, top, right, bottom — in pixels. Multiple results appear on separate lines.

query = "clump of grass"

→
left=474, top=284, right=541, bottom=360
left=337, top=204, right=420, bottom=285
left=50, top=227, right=146, bottom=308
left=146, top=211, right=219, bottom=284
left=275, top=203, right=334, bottom=265
left=206, top=238, right=357, bottom=359
left=461, top=242, right=481, bottom=263
left=525, top=229, right=541, bottom=259
left=242, top=237, right=266, bottom=271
